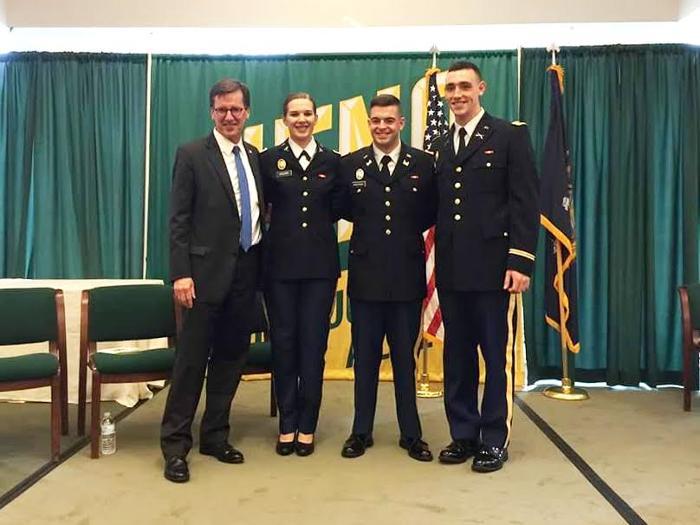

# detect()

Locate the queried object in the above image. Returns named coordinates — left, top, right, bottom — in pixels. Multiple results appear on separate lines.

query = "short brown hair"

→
left=369, top=94, right=402, bottom=115
left=209, top=78, right=251, bottom=108
left=447, top=61, right=482, bottom=80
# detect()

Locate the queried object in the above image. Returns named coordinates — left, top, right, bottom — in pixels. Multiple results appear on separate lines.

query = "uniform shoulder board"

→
left=511, top=120, right=528, bottom=126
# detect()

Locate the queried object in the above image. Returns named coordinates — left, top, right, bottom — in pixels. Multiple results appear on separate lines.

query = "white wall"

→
left=4, top=0, right=682, bottom=27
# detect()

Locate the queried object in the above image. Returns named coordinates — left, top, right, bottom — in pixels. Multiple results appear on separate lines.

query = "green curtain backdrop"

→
left=520, top=45, right=700, bottom=386
left=145, top=51, right=517, bottom=279
left=0, top=52, right=146, bottom=278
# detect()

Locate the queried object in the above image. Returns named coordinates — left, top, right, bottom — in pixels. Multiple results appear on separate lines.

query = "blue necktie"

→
left=233, top=146, right=253, bottom=251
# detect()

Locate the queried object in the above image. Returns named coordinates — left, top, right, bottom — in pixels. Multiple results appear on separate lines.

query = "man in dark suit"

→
left=338, top=94, right=436, bottom=462
left=160, top=79, right=264, bottom=483
left=432, top=61, right=539, bottom=473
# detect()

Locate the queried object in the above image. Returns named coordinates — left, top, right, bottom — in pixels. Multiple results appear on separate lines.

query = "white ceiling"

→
left=0, top=0, right=689, bottom=27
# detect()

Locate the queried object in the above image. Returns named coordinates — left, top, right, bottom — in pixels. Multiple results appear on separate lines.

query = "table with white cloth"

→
left=0, top=279, right=167, bottom=407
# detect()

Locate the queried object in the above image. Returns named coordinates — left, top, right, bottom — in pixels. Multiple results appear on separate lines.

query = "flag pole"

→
left=543, top=240, right=588, bottom=400
left=416, top=44, right=443, bottom=399
left=541, top=44, right=588, bottom=401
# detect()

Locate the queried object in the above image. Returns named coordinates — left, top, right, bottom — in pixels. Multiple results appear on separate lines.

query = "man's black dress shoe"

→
left=164, top=456, right=189, bottom=483
left=399, top=437, right=433, bottom=462
left=199, top=442, right=245, bottom=464
left=276, top=438, right=295, bottom=456
left=295, top=440, right=315, bottom=457
left=341, top=434, right=373, bottom=458
left=438, top=439, right=479, bottom=464
left=472, top=445, right=508, bottom=473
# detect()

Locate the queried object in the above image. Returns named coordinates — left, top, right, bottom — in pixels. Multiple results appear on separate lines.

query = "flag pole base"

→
left=543, top=380, right=589, bottom=401
left=416, top=380, right=443, bottom=398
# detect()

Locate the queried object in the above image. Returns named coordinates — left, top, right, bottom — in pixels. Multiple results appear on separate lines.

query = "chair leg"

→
left=90, top=372, right=102, bottom=459
left=683, top=348, right=692, bottom=411
left=50, top=376, right=61, bottom=462
left=270, top=374, right=277, bottom=418
left=61, top=363, right=69, bottom=436
left=78, top=359, right=87, bottom=436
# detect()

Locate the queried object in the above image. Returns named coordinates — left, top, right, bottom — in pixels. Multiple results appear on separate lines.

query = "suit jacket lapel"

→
left=455, top=113, right=495, bottom=165
left=244, top=141, right=264, bottom=205
left=205, top=133, right=238, bottom=212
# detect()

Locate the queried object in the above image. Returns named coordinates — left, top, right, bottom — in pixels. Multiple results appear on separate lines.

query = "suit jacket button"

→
left=302, top=191, right=309, bottom=197
left=302, top=206, right=308, bottom=212
left=302, top=222, right=308, bottom=228
left=454, top=214, right=461, bottom=221
left=486, top=162, right=492, bottom=168
left=454, top=198, right=461, bottom=205
left=385, top=200, right=391, bottom=207
left=455, top=166, right=462, bottom=173
left=385, top=229, right=392, bottom=235
left=385, top=186, right=391, bottom=192
left=385, top=215, right=391, bottom=221
left=454, top=182, right=462, bottom=189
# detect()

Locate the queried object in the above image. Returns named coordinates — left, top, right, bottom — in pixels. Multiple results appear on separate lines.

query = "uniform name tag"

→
left=352, top=180, right=367, bottom=188
left=276, top=170, right=293, bottom=178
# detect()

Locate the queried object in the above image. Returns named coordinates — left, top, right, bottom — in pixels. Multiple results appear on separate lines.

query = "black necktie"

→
left=457, top=128, right=467, bottom=156
left=298, top=151, right=311, bottom=162
left=380, top=155, right=392, bottom=177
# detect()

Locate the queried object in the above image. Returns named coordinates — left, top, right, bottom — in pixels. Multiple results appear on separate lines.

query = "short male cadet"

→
left=432, top=61, right=539, bottom=472
left=161, top=79, right=264, bottom=483
left=338, top=94, right=437, bottom=462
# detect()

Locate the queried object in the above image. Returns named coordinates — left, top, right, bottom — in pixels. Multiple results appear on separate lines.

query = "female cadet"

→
left=260, top=92, right=341, bottom=456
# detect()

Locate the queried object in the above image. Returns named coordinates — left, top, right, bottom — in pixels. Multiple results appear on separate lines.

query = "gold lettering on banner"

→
left=377, top=85, right=400, bottom=99
left=244, top=125, right=263, bottom=151
left=338, top=96, right=371, bottom=155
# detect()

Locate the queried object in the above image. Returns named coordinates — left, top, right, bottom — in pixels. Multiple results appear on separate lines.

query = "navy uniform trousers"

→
left=260, top=140, right=341, bottom=435
left=440, top=290, right=519, bottom=449
left=350, top=299, right=422, bottom=439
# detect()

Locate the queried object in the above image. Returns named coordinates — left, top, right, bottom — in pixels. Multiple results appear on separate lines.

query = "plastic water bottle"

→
left=100, top=412, right=116, bottom=456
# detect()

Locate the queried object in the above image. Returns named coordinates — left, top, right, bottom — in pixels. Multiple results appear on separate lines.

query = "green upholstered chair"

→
left=244, top=292, right=276, bottom=417
left=679, top=284, right=700, bottom=411
left=0, top=288, right=68, bottom=461
left=77, top=284, right=176, bottom=458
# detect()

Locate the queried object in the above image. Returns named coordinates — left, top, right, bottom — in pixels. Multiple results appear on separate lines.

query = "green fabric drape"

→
left=0, top=52, right=146, bottom=278
left=146, top=51, right=518, bottom=279
left=521, top=45, right=700, bottom=386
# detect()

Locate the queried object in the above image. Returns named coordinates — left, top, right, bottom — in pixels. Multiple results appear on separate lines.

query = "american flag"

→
left=422, top=68, right=448, bottom=341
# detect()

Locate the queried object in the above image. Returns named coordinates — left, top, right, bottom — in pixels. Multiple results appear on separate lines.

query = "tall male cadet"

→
left=432, top=61, right=539, bottom=472
left=161, top=79, right=264, bottom=483
left=338, top=94, right=436, bottom=462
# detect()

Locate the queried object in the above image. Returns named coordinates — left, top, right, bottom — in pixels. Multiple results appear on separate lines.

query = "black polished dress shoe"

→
left=199, top=442, right=245, bottom=464
left=276, top=438, right=295, bottom=456
left=438, top=439, right=479, bottom=464
left=341, top=434, right=374, bottom=458
left=295, top=440, right=315, bottom=457
left=164, top=456, right=189, bottom=483
left=472, top=445, right=508, bottom=473
left=399, top=437, right=434, bottom=462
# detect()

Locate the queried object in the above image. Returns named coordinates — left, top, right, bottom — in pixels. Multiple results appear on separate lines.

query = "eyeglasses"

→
left=213, top=106, right=246, bottom=117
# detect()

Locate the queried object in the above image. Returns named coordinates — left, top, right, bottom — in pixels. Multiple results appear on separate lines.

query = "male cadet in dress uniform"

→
left=338, top=94, right=436, bottom=462
left=432, top=61, right=539, bottom=472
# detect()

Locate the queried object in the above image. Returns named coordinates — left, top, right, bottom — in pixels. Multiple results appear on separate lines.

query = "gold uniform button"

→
left=302, top=222, right=308, bottom=228
left=385, top=186, right=391, bottom=193
left=302, top=191, right=309, bottom=197
left=302, top=206, right=308, bottom=212
left=486, top=162, right=492, bottom=168
left=385, top=229, right=392, bottom=235
left=385, top=200, right=391, bottom=207
left=454, top=182, right=462, bottom=189
left=385, top=215, right=391, bottom=221
left=454, top=214, right=461, bottom=221
left=454, top=198, right=461, bottom=205
left=302, top=176, right=309, bottom=181
left=412, top=187, right=418, bottom=192
left=455, top=167, right=462, bottom=173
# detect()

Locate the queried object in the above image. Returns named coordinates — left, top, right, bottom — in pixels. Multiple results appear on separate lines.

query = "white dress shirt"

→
left=213, top=128, right=262, bottom=246
left=453, top=107, right=485, bottom=154
left=288, top=137, right=317, bottom=171
left=372, top=142, right=401, bottom=176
